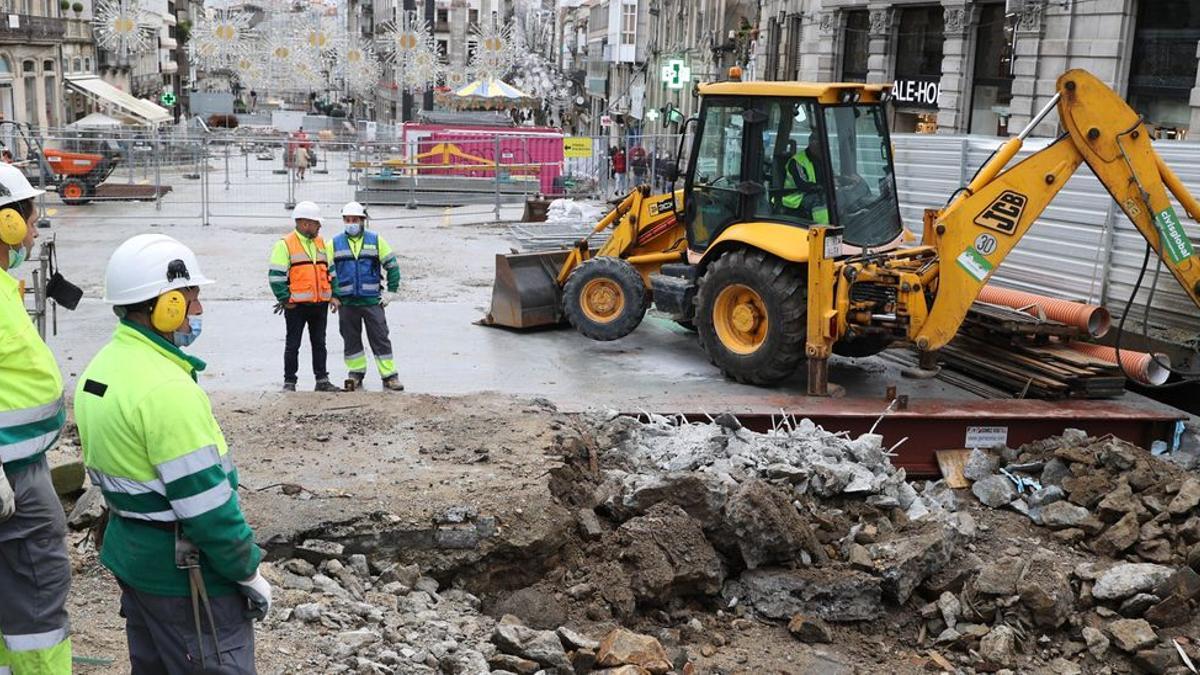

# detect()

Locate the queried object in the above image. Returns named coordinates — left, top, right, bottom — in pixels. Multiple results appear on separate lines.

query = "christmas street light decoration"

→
left=190, top=7, right=255, bottom=69
left=93, top=0, right=154, bottom=59
left=342, top=36, right=382, bottom=96
left=377, top=11, right=441, bottom=92
left=298, top=14, right=345, bottom=57
left=468, top=20, right=517, bottom=81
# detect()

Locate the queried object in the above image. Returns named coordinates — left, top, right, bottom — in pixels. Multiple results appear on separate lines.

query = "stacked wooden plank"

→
left=935, top=302, right=1126, bottom=399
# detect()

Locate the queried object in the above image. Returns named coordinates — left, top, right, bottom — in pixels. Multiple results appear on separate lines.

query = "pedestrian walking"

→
left=0, top=164, right=72, bottom=674
left=611, top=145, right=627, bottom=196
left=75, top=234, right=270, bottom=674
left=629, top=144, right=647, bottom=188
left=329, top=201, right=403, bottom=391
left=268, top=201, right=342, bottom=392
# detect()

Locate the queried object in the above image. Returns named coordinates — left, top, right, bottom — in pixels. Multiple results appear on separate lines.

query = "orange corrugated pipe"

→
left=977, top=286, right=1112, bottom=338
left=1067, top=342, right=1171, bottom=386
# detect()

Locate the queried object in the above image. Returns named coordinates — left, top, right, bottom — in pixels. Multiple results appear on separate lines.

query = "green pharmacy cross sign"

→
left=661, top=59, right=691, bottom=90
left=160, top=90, right=177, bottom=107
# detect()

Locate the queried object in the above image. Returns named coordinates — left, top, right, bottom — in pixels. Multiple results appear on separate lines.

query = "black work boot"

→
left=382, top=375, right=405, bottom=392
left=314, top=379, right=343, bottom=392
left=345, top=373, right=365, bottom=391
left=282, top=382, right=296, bottom=392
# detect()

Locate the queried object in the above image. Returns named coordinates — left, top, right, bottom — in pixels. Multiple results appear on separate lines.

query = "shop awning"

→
left=65, top=76, right=171, bottom=126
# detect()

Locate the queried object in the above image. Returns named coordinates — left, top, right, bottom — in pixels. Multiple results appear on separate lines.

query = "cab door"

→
left=683, top=97, right=753, bottom=252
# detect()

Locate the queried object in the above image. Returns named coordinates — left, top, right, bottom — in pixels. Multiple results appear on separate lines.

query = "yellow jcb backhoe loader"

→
left=483, top=69, right=1200, bottom=395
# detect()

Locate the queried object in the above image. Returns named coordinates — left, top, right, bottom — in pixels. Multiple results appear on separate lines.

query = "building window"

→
left=764, top=17, right=780, bottom=81
left=969, top=3, right=1014, bottom=135
left=436, top=39, right=448, bottom=63
left=892, top=5, right=944, bottom=132
left=784, top=15, right=801, bottom=80
left=22, top=74, right=37, bottom=126
left=84, top=57, right=91, bottom=71
left=73, top=57, right=81, bottom=72
left=42, top=59, right=54, bottom=73
left=468, top=8, right=477, bottom=27
left=620, top=2, right=635, bottom=46
left=435, top=8, right=447, bottom=26
left=21, top=60, right=34, bottom=75
left=1128, top=0, right=1200, bottom=137
left=43, top=73, right=55, bottom=127
left=841, top=10, right=869, bottom=82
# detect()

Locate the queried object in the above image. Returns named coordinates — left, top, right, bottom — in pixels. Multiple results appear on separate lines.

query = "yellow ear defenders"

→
left=150, top=290, right=188, bottom=333
left=0, top=207, right=26, bottom=247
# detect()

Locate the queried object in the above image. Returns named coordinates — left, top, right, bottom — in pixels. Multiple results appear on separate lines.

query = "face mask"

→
left=174, top=316, right=202, bottom=347
left=344, top=222, right=363, bottom=237
left=6, top=247, right=25, bottom=270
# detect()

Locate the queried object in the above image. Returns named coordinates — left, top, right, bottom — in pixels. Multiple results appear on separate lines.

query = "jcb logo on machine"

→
left=974, top=190, right=1028, bottom=235
left=647, top=198, right=674, bottom=217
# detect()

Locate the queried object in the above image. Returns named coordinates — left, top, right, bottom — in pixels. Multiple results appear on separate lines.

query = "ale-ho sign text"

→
left=892, top=78, right=941, bottom=109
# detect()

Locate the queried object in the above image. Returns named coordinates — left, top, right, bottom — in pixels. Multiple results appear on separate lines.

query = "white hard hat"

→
left=103, top=234, right=213, bottom=305
left=341, top=201, right=366, bottom=218
left=0, top=163, right=43, bottom=207
left=293, top=201, right=323, bottom=224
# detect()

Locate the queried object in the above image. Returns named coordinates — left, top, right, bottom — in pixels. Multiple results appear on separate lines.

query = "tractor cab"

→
left=681, top=81, right=903, bottom=256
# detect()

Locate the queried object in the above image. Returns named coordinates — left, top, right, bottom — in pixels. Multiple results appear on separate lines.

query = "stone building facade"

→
left=754, top=0, right=1200, bottom=139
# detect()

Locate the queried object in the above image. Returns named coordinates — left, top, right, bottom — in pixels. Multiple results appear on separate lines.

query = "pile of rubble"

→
left=263, top=543, right=687, bottom=674
left=965, top=429, right=1200, bottom=567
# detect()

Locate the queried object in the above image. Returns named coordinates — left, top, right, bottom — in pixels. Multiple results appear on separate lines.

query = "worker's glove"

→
left=0, top=466, right=14, bottom=523
left=238, top=571, right=272, bottom=621
left=381, top=291, right=399, bottom=308
left=272, top=302, right=286, bottom=315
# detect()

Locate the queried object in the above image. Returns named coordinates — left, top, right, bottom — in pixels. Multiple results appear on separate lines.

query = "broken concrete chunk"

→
left=295, top=539, right=345, bottom=564
left=847, top=543, right=874, bottom=572
left=973, top=556, right=1025, bottom=596
left=1039, top=500, right=1095, bottom=530
left=491, top=586, right=566, bottom=630
left=1081, top=626, right=1109, bottom=659
left=66, top=485, right=105, bottom=530
left=595, top=628, right=671, bottom=674
left=50, top=458, right=85, bottom=496
left=1019, top=557, right=1072, bottom=628
left=728, top=567, right=883, bottom=622
left=616, top=502, right=724, bottom=602
left=871, top=526, right=956, bottom=604
left=577, top=508, right=604, bottom=540
left=1027, top=485, right=1065, bottom=509
left=1168, top=477, right=1200, bottom=516
left=1117, top=593, right=1159, bottom=618
left=556, top=626, right=599, bottom=652
left=1106, top=618, right=1158, bottom=653
left=491, top=624, right=573, bottom=671
left=963, top=448, right=998, bottom=482
left=937, top=592, right=960, bottom=630
left=1142, top=593, right=1191, bottom=627
left=292, top=602, right=321, bottom=622
left=979, top=625, right=1017, bottom=667
left=1154, top=566, right=1200, bottom=601
left=723, top=479, right=826, bottom=569
left=786, top=614, right=832, bottom=643
left=1093, top=563, right=1174, bottom=601
left=972, top=475, right=1017, bottom=508
left=1093, top=512, right=1140, bottom=558
left=1040, top=458, right=1071, bottom=487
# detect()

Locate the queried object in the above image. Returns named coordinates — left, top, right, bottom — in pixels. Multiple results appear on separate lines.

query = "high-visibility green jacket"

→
left=0, top=267, right=64, bottom=474
left=74, top=321, right=262, bottom=597
left=781, top=150, right=830, bottom=224
left=326, top=232, right=401, bottom=307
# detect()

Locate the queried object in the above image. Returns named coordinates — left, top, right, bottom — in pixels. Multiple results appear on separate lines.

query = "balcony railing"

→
left=0, top=13, right=66, bottom=41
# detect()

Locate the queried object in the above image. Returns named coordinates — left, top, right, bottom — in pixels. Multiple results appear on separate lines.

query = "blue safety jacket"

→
left=331, top=231, right=382, bottom=299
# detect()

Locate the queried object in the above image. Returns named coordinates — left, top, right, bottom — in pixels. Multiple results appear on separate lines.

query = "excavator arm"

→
left=915, top=69, right=1200, bottom=352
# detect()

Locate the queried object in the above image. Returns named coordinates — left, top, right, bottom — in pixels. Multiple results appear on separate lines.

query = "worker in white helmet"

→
left=327, top=201, right=404, bottom=390
left=267, top=201, right=342, bottom=391
left=0, top=163, right=73, bottom=674
left=75, top=234, right=269, bottom=673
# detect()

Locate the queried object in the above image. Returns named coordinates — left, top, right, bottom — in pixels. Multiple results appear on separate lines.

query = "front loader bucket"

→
left=479, top=250, right=571, bottom=329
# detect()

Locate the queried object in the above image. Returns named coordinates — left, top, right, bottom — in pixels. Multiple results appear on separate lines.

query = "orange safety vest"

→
left=284, top=230, right=332, bottom=303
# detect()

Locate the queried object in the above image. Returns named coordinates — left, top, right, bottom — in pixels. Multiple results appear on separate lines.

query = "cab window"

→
left=823, top=104, right=903, bottom=248
left=755, top=100, right=828, bottom=225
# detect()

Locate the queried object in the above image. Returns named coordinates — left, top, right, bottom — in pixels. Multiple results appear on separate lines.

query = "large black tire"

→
left=562, top=256, right=649, bottom=341
left=695, top=249, right=807, bottom=385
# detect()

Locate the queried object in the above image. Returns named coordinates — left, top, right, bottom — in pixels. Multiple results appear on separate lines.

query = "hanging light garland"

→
left=341, top=36, right=382, bottom=97
left=377, top=11, right=441, bottom=92
left=93, top=0, right=154, bottom=59
left=298, top=14, right=345, bottom=58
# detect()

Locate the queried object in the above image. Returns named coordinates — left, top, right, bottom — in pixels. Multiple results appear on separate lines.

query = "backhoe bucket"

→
left=479, top=250, right=570, bottom=329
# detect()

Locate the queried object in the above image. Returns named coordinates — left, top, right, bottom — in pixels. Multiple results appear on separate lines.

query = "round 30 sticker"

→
left=974, top=233, right=998, bottom=256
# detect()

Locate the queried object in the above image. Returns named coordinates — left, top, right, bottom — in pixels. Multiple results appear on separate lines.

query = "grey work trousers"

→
left=338, top=303, right=395, bottom=378
left=117, top=580, right=256, bottom=674
left=0, top=458, right=71, bottom=669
